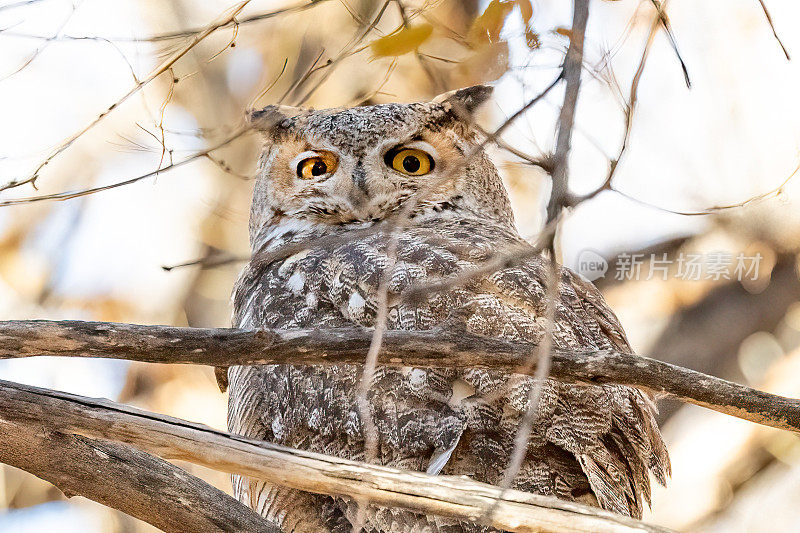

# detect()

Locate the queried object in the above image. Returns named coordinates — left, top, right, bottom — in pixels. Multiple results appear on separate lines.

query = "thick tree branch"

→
left=0, top=408, right=276, bottom=532
left=1, top=319, right=799, bottom=434
left=0, top=379, right=669, bottom=533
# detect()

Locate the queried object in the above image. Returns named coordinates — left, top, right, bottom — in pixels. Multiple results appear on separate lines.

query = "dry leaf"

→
left=370, top=24, right=434, bottom=57
left=518, top=0, right=533, bottom=27
left=554, top=27, right=572, bottom=39
left=468, top=0, right=515, bottom=45
left=525, top=28, right=540, bottom=49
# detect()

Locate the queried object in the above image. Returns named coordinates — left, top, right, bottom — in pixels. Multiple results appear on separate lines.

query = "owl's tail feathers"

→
left=638, top=392, right=672, bottom=485
left=581, top=387, right=671, bottom=519
left=236, top=474, right=348, bottom=533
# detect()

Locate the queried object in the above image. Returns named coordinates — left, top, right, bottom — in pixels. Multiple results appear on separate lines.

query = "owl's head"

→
left=247, top=85, right=513, bottom=244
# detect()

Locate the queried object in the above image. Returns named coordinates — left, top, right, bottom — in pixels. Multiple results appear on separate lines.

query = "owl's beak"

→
left=348, top=163, right=369, bottom=208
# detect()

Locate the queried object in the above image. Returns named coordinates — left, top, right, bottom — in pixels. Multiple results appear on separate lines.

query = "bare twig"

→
left=249, top=58, right=289, bottom=109
left=352, top=246, right=395, bottom=532
left=546, top=0, right=589, bottom=223
left=0, top=126, right=250, bottom=206
left=161, top=252, right=248, bottom=271
left=203, top=153, right=253, bottom=180
left=278, top=48, right=326, bottom=104
left=648, top=0, right=691, bottom=88
left=756, top=0, right=790, bottom=60
left=498, top=0, right=589, bottom=512
left=0, top=378, right=671, bottom=533
left=0, top=1, right=252, bottom=193
left=356, top=239, right=396, bottom=463
left=0, top=0, right=49, bottom=12
left=0, top=0, right=80, bottom=82
left=350, top=58, right=398, bottom=106
left=613, top=158, right=800, bottom=217
left=394, top=0, right=445, bottom=92
left=2, top=319, right=800, bottom=434
left=572, top=2, right=660, bottom=206
left=0, top=0, right=330, bottom=43
left=294, top=0, right=393, bottom=106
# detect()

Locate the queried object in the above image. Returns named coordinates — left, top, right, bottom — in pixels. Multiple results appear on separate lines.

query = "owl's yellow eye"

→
left=387, top=148, right=433, bottom=176
left=297, top=153, right=337, bottom=180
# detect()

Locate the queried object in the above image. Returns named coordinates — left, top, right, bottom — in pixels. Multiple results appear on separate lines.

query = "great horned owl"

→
left=223, top=86, right=669, bottom=532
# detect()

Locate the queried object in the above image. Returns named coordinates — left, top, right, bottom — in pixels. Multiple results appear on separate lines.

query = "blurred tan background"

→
left=0, top=0, right=799, bottom=531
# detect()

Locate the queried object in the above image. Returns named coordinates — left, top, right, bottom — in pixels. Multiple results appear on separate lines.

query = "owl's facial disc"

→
left=248, top=88, right=514, bottom=235
left=247, top=87, right=519, bottom=245
left=275, top=139, right=451, bottom=224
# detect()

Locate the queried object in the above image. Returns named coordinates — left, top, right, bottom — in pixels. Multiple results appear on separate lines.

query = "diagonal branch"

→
left=506, top=0, right=589, bottom=509
left=648, top=0, right=691, bottom=88
left=0, top=378, right=671, bottom=533
left=1, top=319, right=799, bottom=435
left=0, top=406, right=276, bottom=532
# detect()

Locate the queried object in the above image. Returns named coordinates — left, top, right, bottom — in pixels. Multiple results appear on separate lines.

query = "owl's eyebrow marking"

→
left=385, top=133, right=427, bottom=152
left=390, top=132, right=426, bottom=147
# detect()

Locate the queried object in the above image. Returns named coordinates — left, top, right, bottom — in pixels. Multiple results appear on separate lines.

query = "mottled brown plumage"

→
left=224, top=86, right=669, bottom=532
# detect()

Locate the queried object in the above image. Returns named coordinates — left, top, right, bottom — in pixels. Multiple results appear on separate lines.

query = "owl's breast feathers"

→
left=227, top=216, right=669, bottom=524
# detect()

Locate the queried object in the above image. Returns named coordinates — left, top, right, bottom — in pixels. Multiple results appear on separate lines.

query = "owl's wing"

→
left=460, top=260, right=670, bottom=517
left=308, top=226, right=671, bottom=518
left=229, top=221, right=668, bottom=525
left=228, top=233, right=483, bottom=532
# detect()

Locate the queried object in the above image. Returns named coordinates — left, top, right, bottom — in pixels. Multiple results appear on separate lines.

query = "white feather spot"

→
left=306, top=291, right=318, bottom=309
left=348, top=292, right=366, bottom=312
left=235, top=305, right=255, bottom=328
left=345, top=410, right=361, bottom=437
left=308, top=408, right=320, bottom=429
left=286, top=271, right=305, bottom=294
left=271, top=416, right=284, bottom=440
left=408, top=368, right=427, bottom=390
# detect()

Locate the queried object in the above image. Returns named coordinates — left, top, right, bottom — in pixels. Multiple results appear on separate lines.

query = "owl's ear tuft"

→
left=433, top=85, right=493, bottom=118
left=246, top=105, right=304, bottom=134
